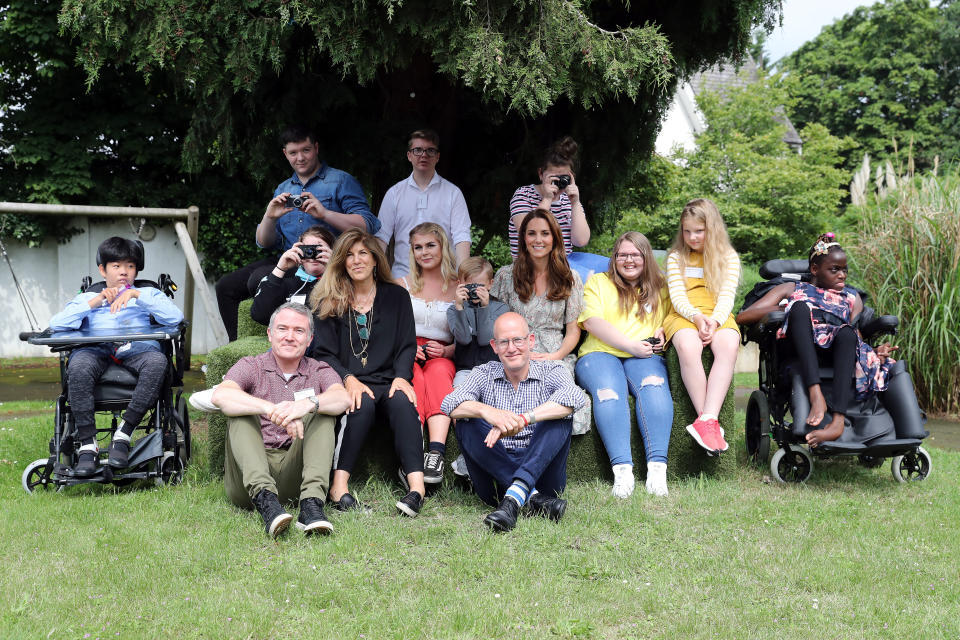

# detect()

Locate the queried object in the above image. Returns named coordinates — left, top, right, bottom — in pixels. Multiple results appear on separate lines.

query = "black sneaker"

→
left=107, top=439, right=131, bottom=468
left=74, top=450, right=99, bottom=477
left=423, top=451, right=444, bottom=485
left=295, top=497, right=333, bottom=535
left=252, top=489, right=293, bottom=538
left=396, top=490, right=423, bottom=517
left=484, top=497, right=520, bottom=532
left=525, top=492, right=567, bottom=522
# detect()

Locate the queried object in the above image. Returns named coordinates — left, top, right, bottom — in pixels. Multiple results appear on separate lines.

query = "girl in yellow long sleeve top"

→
left=663, top=199, right=740, bottom=455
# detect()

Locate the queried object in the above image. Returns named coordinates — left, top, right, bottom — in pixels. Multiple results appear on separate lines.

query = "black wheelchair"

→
left=740, top=259, right=931, bottom=483
left=19, top=275, right=191, bottom=493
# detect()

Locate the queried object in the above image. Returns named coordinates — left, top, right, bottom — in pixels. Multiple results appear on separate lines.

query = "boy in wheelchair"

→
left=48, top=236, right=184, bottom=476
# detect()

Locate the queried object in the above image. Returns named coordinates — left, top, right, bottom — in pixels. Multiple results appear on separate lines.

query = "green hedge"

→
left=237, top=299, right=268, bottom=339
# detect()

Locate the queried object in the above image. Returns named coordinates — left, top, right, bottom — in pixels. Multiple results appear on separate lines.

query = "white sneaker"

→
left=188, top=386, right=220, bottom=413
left=450, top=454, right=469, bottom=478
left=645, top=461, right=668, bottom=497
left=611, top=464, right=635, bottom=499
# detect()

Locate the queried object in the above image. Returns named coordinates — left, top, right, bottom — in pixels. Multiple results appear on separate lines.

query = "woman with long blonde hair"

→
left=575, top=232, right=673, bottom=497
left=490, top=210, right=592, bottom=435
left=310, top=229, right=427, bottom=517
left=663, top=199, right=741, bottom=456
left=396, top=222, right=459, bottom=485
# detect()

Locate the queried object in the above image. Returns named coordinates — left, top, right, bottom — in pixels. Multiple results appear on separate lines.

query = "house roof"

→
left=690, top=56, right=803, bottom=148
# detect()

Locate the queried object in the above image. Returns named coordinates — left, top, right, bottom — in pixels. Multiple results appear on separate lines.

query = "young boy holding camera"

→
left=446, top=257, right=510, bottom=386
left=49, top=237, right=183, bottom=476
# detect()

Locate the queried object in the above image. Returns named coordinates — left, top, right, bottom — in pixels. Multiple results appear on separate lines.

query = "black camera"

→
left=643, top=336, right=661, bottom=346
left=551, top=174, right=572, bottom=190
left=299, top=244, right=324, bottom=260
left=287, top=193, right=310, bottom=209
left=464, top=282, right=483, bottom=304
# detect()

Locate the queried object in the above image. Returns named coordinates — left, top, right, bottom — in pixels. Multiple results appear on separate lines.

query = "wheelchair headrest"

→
left=759, top=259, right=811, bottom=281
left=80, top=274, right=178, bottom=299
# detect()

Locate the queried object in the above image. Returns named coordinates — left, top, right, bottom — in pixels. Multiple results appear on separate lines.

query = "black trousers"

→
left=67, top=348, right=168, bottom=442
left=214, top=257, right=277, bottom=341
left=786, top=302, right=857, bottom=412
left=332, top=384, right=424, bottom=475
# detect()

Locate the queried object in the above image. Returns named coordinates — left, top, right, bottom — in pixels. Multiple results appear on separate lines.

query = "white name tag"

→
left=293, top=388, right=315, bottom=401
left=417, top=195, right=428, bottom=210
left=684, top=267, right=704, bottom=279
left=289, top=294, right=307, bottom=305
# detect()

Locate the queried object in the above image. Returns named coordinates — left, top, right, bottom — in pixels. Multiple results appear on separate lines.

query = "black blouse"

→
left=311, top=281, right=417, bottom=386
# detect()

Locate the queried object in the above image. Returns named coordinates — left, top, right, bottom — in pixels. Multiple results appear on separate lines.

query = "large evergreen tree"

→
left=3, top=0, right=783, bottom=275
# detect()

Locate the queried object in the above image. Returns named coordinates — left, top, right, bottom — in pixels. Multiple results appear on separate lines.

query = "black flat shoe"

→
left=329, top=492, right=367, bottom=513
left=74, top=451, right=99, bottom=477
left=107, top=440, right=130, bottom=468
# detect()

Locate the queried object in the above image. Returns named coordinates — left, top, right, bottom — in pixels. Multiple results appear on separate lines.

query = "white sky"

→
left=766, top=0, right=873, bottom=63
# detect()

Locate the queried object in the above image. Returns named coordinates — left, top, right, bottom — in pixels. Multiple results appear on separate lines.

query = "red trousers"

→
left=412, top=337, right=455, bottom=423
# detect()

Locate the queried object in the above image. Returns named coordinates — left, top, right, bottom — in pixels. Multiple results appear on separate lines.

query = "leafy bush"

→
left=846, top=170, right=960, bottom=414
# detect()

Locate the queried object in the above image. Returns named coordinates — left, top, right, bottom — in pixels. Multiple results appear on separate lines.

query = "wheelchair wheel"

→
left=891, top=447, right=932, bottom=483
left=156, top=452, right=185, bottom=487
left=745, top=390, right=771, bottom=466
left=770, top=446, right=813, bottom=483
left=22, top=459, right=57, bottom=494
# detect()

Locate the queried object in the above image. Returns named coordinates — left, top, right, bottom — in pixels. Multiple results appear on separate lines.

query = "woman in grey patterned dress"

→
left=491, top=210, right=592, bottom=434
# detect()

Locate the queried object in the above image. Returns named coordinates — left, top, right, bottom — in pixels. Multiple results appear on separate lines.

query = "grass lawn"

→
left=1, top=400, right=958, bottom=639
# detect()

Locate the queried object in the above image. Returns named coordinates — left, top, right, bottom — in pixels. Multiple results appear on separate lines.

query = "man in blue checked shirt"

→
left=215, top=124, right=380, bottom=341
left=441, top=312, right=585, bottom=532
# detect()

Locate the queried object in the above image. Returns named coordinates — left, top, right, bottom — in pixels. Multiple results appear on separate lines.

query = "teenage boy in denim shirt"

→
left=215, top=124, right=380, bottom=341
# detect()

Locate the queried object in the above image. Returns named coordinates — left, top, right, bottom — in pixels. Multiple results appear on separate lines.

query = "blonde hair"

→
left=407, top=222, right=457, bottom=295
left=606, top=232, right=664, bottom=320
left=457, top=256, right=494, bottom=281
left=668, top=198, right=738, bottom=297
left=310, top=229, right=394, bottom=319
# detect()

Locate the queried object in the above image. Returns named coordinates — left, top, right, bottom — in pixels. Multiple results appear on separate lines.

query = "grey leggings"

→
left=67, top=348, right=168, bottom=442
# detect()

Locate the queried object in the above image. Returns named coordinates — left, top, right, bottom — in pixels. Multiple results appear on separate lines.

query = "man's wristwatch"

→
left=310, top=395, right=320, bottom=413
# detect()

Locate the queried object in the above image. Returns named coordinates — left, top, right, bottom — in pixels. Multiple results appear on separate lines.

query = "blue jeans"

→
left=455, top=418, right=572, bottom=507
left=575, top=351, right=673, bottom=465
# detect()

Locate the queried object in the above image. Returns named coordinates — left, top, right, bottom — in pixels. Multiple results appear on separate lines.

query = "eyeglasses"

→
left=495, top=336, right=529, bottom=349
left=408, top=147, right=439, bottom=158
left=615, top=253, right=644, bottom=262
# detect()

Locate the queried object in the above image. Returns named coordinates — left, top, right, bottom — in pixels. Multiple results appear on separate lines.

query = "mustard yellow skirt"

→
left=664, top=283, right=740, bottom=342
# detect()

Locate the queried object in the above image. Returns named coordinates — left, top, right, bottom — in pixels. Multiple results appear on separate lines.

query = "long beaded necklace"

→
left=349, top=286, right=376, bottom=368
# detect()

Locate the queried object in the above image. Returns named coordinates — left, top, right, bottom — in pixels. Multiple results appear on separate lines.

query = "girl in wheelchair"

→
left=48, top=236, right=183, bottom=475
left=736, top=233, right=897, bottom=447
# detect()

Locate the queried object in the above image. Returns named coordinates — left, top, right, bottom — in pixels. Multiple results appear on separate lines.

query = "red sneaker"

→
left=705, top=418, right=729, bottom=452
left=686, top=418, right=720, bottom=454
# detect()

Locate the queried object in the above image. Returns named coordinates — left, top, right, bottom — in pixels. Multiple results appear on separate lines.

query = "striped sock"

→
left=504, top=480, right=531, bottom=507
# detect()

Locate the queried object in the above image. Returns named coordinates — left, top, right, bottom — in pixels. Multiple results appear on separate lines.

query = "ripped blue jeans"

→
left=575, top=351, right=673, bottom=465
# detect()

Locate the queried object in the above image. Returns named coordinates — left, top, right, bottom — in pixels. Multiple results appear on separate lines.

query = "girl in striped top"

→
left=507, top=136, right=590, bottom=259
left=663, top=199, right=741, bottom=455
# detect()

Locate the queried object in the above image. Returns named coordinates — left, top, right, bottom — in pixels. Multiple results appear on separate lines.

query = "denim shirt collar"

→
left=290, top=162, right=329, bottom=187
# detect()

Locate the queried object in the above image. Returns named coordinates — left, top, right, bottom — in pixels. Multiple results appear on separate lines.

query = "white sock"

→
left=611, top=464, right=635, bottom=499
left=699, top=413, right=718, bottom=422
left=645, top=461, right=668, bottom=497
left=78, top=442, right=98, bottom=453
left=113, top=428, right=131, bottom=443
